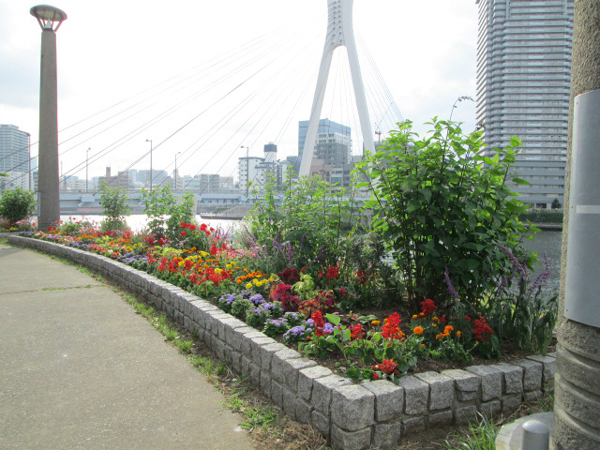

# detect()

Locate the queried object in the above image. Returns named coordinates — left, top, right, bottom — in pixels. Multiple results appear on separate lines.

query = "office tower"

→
left=476, top=0, right=574, bottom=208
left=0, top=124, right=31, bottom=190
left=298, top=119, right=352, bottom=169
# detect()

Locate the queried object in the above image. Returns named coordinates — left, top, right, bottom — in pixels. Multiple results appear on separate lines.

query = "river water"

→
left=59, top=214, right=563, bottom=293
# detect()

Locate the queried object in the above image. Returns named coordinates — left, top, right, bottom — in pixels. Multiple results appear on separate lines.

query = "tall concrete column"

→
left=553, top=1, right=600, bottom=449
left=31, top=5, right=67, bottom=231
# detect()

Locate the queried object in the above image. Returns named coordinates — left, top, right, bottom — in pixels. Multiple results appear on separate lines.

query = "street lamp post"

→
left=146, top=139, right=153, bottom=192
left=86, top=147, right=90, bottom=192
left=31, top=4, right=67, bottom=231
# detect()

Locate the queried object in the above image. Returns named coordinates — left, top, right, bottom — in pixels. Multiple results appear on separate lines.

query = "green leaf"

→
left=326, top=313, right=341, bottom=326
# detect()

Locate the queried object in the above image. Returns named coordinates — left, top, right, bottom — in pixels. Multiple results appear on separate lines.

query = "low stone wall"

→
left=7, top=235, right=556, bottom=450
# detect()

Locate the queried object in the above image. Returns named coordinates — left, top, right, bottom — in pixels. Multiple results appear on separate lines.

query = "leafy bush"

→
left=356, top=119, right=536, bottom=311
left=0, top=186, right=36, bottom=225
left=141, top=185, right=195, bottom=241
left=99, top=184, right=130, bottom=231
left=239, top=173, right=403, bottom=307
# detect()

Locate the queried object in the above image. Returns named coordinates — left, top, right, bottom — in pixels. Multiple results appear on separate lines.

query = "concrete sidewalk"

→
left=0, top=243, right=255, bottom=450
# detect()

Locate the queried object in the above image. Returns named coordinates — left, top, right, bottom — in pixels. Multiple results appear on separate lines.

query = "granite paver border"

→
left=6, top=235, right=556, bottom=450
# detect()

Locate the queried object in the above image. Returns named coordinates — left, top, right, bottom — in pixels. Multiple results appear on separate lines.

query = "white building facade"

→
left=0, top=124, right=32, bottom=191
left=475, top=0, right=574, bottom=208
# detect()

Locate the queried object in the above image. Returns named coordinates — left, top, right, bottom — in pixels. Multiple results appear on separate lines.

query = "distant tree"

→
left=0, top=186, right=37, bottom=225
left=551, top=198, right=561, bottom=209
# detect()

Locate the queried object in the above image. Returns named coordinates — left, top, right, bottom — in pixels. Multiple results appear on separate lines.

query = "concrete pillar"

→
left=37, top=27, right=60, bottom=231
left=553, top=1, right=600, bottom=449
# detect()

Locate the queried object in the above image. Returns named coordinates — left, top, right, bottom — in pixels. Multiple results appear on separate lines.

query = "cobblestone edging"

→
left=7, top=235, right=557, bottom=450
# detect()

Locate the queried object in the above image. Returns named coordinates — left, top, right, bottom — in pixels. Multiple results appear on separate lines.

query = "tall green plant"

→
left=240, top=172, right=402, bottom=306
left=356, top=119, right=536, bottom=310
left=99, top=184, right=130, bottom=231
left=0, top=186, right=36, bottom=225
left=141, top=185, right=194, bottom=240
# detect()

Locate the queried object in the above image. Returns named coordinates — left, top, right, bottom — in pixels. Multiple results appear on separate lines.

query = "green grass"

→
left=445, top=415, right=497, bottom=450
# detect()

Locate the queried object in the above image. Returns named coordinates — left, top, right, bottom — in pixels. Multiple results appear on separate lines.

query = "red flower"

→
left=312, top=311, right=325, bottom=337
left=420, top=299, right=437, bottom=316
left=382, top=312, right=404, bottom=340
left=181, top=231, right=187, bottom=237
left=325, top=265, right=339, bottom=280
left=373, top=359, right=399, bottom=375
left=350, top=323, right=365, bottom=339
left=473, top=315, right=493, bottom=342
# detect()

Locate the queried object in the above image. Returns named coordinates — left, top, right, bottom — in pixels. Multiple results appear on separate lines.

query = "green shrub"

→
left=356, top=119, right=536, bottom=311
left=141, top=185, right=195, bottom=241
left=0, top=186, right=36, bottom=225
left=99, top=184, right=130, bottom=231
left=239, top=173, right=403, bottom=306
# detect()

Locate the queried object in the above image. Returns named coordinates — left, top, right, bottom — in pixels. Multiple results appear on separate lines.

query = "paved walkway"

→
left=0, top=243, right=255, bottom=450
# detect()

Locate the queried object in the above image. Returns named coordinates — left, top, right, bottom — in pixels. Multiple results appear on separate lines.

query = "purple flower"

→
left=444, top=267, right=460, bottom=299
left=249, top=294, right=265, bottom=306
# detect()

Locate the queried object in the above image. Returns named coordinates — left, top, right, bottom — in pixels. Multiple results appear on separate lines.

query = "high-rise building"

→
left=0, top=124, right=31, bottom=190
left=297, top=119, right=352, bottom=176
left=475, top=0, right=574, bottom=208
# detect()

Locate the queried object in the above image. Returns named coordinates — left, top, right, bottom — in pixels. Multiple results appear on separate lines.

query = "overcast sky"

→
left=0, top=0, right=478, bottom=181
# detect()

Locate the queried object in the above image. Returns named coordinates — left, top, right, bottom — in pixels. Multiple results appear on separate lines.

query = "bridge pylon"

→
left=298, top=0, right=375, bottom=177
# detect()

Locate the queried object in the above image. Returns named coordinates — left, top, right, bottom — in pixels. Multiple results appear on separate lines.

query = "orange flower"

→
left=456, top=331, right=462, bottom=338
left=413, top=326, right=424, bottom=335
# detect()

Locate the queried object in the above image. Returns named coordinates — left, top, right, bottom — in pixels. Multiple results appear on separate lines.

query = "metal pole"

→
left=553, top=1, right=600, bottom=448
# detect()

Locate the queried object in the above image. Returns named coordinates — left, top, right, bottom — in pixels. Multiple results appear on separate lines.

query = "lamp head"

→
left=30, top=5, right=67, bottom=31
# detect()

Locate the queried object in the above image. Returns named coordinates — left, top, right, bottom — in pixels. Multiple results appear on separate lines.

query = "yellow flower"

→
left=245, top=283, right=253, bottom=290
left=214, top=268, right=223, bottom=275
left=412, top=315, right=418, bottom=320
left=413, top=326, right=424, bottom=335
left=371, top=320, right=381, bottom=326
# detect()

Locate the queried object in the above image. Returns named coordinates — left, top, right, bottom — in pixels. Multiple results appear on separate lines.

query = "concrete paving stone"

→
left=455, top=405, right=479, bottom=425
left=502, top=394, right=523, bottom=415
left=415, top=371, right=454, bottom=411
left=372, top=421, right=403, bottom=450
left=481, top=400, right=502, bottom=419
left=331, top=384, right=375, bottom=431
left=397, top=375, right=429, bottom=416
left=259, top=342, right=288, bottom=371
left=466, top=365, right=502, bottom=401
left=282, top=357, right=317, bottom=393
left=331, top=424, right=372, bottom=450
left=526, top=354, right=556, bottom=387
left=271, top=348, right=302, bottom=384
left=441, top=368, right=481, bottom=403
left=402, top=416, right=426, bottom=434
left=312, top=374, right=351, bottom=416
left=362, top=379, right=405, bottom=422
left=271, top=380, right=284, bottom=408
left=0, top=244, right=254, bottom=450
left=495, top=363, right=524, bottom=395
left=429, top=409, right=454, bottom=427
left=512, top=359, right=543, bottom=392
left=311, top=410, right=331, bottom=441
left=297, top=365, right=333, bottom=401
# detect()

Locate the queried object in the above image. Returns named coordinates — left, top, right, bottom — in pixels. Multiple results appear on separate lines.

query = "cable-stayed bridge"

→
left=3, top=0, right=404, bottom=200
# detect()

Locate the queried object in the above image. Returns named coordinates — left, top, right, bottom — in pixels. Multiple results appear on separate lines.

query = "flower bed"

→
left=4, top=230, right=557, bottom=450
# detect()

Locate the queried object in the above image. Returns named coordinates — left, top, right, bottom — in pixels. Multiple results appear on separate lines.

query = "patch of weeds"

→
left=176, top=339, right=193, bottom=353
left=445, top=415, right=496, bottom=450
left=164, top=329, right=179, bottom=341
